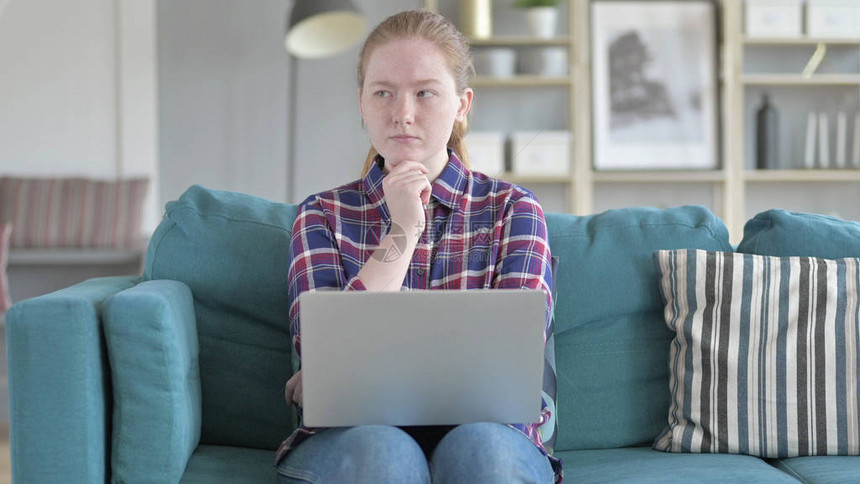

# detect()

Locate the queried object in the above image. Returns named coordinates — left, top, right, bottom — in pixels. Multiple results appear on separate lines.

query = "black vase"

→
left=756, top=93, right=779, bottom=170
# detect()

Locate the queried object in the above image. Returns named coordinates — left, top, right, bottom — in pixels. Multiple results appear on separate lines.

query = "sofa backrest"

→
left=546, top=206, right=732, bottom=451
left=144, top=185, right=298, bottom=449
left=145, top=186, right=733, bottom=453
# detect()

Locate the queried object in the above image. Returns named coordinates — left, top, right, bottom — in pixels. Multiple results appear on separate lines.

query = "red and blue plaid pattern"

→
left=277, top=153, right=561, bottom=481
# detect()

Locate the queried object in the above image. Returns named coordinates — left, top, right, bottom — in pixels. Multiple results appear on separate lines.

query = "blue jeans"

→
left=276, top=422, right=554, bottom=483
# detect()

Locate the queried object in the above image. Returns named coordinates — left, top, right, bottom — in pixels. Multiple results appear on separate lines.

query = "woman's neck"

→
left=422, top=149, right=449, bottom=184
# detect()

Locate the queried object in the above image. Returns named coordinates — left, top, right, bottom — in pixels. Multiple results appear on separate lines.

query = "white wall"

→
left=156, top=0, right=419, bottom=209
left=157, top=0, right=290, bottom=209
left=0, top=0, right=159, bottom=233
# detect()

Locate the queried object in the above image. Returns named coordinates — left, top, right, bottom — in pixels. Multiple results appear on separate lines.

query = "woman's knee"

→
left=340, top=426, right=430, bottom=482
left=280, top=425, right=430, bottom=483
left=340, top=426, right=424, bottom=459
left=431, top=423, right=553, bottom=484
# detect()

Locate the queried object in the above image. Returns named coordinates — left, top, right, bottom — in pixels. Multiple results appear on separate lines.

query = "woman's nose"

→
left=393, top=95, right=415, bottom=126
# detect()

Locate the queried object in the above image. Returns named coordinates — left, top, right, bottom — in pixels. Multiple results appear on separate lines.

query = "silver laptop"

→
left=298, top=289, right=547, bottom=428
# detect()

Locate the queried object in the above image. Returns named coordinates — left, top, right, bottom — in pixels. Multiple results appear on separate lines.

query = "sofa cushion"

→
left=179, top=445, right=276, bottom=484
left=144, top=185, right=298, bottom=449
left=0, top=176, right=149, bottom=248
left=739, top=209, right=860, bottom=258
left=103, top=280, right=202, bottom=484
left=544, top=206, right=731, bottom=451
left=654, top=249, right=860, bottom=457
left=774, top=455, right=860, bottom=483
left=556, top=447, right=800, bottom=483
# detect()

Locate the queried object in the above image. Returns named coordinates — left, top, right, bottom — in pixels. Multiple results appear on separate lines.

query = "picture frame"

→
left=591, top=0, right=720, bottom=170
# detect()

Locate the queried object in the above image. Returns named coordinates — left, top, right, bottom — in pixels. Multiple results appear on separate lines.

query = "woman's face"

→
left=360, top=38, right=472, bottom=172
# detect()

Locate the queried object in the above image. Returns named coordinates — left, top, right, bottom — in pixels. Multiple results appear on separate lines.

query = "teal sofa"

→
left=7, top=185, right=860, bottom=483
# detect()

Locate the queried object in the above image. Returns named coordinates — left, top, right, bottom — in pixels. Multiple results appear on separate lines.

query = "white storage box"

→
left=511, top=131, right=571, bottom=176
left=472, top=48, right=516, bottom=78
left=519, top=47, right=568, bottom=77
left=807, top=0, right=860, bottom=38
left=745, top=0, right=803, bottom=37
left=465, top=132, right=506, bottom=175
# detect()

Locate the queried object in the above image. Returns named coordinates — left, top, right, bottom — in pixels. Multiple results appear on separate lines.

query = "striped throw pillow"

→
left=0, top=223, right=10, bottom=312
left=0, top=177, right=148, bottom=248
left=653, top=249, right=860, bottom=457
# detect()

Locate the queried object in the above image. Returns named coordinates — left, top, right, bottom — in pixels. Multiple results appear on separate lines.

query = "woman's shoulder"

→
left=467, top=169, right=541, bottom=207
left=298, top=179, right=366, bottom=211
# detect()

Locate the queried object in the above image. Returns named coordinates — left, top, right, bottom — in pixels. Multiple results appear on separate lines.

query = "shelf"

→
left=744, top=169, right=860, bottom=182
left=743, top=36, right=860, bottom=46
left=8, top=247, right=145, bottom=266
left=497, top=173, right=571, bottom=184
left=468, top=35, right=571, bottom=47
left=593, top=170, right=726, bottom=183
left=472, top=75, right=571, bottom=87
left=742, top=74, right=860, bottom=85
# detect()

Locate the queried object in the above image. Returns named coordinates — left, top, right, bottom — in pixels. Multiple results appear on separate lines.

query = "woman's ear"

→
left=358, top=87, right=365, bottom=121
left=456, top=88, right=473, bottom=122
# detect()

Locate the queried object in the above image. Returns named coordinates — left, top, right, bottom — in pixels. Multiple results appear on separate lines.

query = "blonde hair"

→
left=358, top=9, right=474, bottom=176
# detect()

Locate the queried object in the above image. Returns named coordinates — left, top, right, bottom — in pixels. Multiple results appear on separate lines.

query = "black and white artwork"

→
left=592, top=1, right=718, bottom=170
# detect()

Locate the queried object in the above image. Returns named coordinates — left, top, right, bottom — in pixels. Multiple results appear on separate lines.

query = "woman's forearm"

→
left=355, top=231, right=418, bottom=291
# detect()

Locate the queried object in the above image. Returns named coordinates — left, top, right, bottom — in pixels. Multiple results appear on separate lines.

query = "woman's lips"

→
left=391, top=134, right=419, bottom=143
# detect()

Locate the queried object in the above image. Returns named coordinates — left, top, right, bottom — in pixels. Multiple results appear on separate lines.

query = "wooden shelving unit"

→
left=742, top=36, right=860, bottom=46
left=472, top=76, right=572, bottom=87
left=501, top=173, right=572, bottom=185
left=593, top=170, right=727, bottom=184
left=467, top=35, right=571, bottom=47
left=426, top=0, right=860, bottom=242
left=744, top=169, right=860, bottom=182
left=742, top=74, right=860, bottom=86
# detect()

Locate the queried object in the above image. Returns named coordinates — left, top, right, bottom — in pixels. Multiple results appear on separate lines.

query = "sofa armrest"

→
left=5, top=276, right=140, bottom=484
left=103, top=280, right=201, bottom=484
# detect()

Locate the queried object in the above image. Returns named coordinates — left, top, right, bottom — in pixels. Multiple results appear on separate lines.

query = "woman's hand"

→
left=382, top=160, right=431, bottom=234
left=285, top=370, right=302, bottom=408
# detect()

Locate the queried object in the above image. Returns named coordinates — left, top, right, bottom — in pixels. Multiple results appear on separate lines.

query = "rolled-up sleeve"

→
left=287, top=197, right=366, bottom=357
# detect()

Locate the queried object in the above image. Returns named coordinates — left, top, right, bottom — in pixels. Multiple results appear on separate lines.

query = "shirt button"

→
left=417, top=269, right=425, bottom=276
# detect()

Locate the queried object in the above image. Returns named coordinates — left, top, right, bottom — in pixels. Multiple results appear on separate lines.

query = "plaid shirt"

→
left=276, top=153, right=561, bottom=482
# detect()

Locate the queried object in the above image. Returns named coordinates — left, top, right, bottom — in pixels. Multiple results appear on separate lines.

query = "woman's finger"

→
left=385, top=168, right=427, bottom=184
left=389, top=160, right=428, bottom=174
left=285, top=371, right=302, bottom=407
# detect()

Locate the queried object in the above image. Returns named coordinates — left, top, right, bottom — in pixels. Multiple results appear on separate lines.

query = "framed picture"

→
left=591, top=0, right=719, bottom=170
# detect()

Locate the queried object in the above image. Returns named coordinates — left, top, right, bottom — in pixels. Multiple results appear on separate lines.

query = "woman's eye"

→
left=417, top=90, right=435, bottom=98
left=375, top=91, right=391, bottom=98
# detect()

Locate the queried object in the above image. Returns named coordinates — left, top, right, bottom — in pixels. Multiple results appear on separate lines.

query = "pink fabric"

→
left=0, top=177, right=148, bottom=248
left=0, top=222, right=11, bottom=312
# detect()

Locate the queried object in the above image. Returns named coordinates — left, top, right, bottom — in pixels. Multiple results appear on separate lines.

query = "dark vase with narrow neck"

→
left=756, top=93, right=779, bottom=170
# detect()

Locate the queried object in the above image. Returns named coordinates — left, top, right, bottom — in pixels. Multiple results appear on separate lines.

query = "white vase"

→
left=525, top=7, right=559, bottom=39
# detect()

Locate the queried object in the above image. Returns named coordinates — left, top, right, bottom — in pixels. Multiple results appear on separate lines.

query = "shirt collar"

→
left=362, top=150, right=469, bottom=214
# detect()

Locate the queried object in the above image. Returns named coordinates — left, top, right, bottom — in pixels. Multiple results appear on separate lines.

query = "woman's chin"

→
left=380, top=149, right=425, bottom=166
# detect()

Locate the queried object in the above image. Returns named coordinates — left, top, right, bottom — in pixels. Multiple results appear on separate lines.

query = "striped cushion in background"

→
left=653, top=249, right=860, bottom=458
left=1, top=222, right=10, bottom=311
left=0, top=177, right=149, bottom=248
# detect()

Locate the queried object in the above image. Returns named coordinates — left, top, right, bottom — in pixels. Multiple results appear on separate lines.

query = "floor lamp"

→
left=284, top=0, right=366, bottom=203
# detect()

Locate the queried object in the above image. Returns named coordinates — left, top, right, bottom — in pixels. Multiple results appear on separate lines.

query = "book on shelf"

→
left=804, top=111, right=817, bottom=169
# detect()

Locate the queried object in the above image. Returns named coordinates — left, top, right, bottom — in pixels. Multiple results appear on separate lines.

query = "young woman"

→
left=276, top=9, right=561, bottom=483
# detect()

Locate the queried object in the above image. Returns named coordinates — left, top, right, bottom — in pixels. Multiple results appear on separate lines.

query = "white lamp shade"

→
left=285, top=5, right=366, bottom=58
